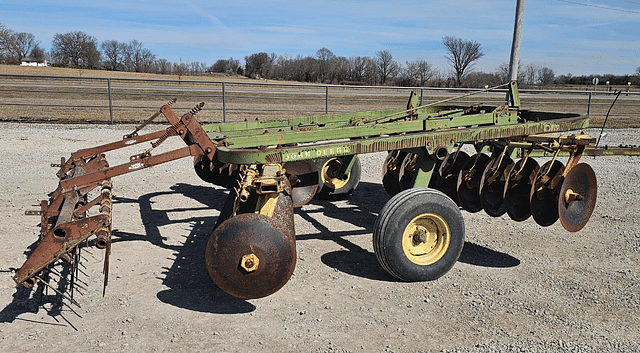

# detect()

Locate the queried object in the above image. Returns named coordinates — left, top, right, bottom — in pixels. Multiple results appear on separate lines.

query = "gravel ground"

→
left=0, top=123, right=639, bottom=352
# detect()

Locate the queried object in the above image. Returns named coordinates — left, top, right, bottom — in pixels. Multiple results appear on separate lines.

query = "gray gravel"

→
left=0, top=123, right=639, bottom=352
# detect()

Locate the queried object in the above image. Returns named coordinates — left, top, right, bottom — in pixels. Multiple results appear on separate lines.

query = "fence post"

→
left=222, top=82, right=227, bottom=122
left=420, top=88, right=424, bottom=106
left=107, top=78, right=114, bottom=124
left=325, top=86, right=329, bottom=114
left=587, top=92, right=592, bottom=116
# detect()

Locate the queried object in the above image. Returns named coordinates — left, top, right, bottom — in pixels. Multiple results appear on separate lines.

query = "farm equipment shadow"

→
left=115, top=180, right=519, bottom=311
left=300, top=181, right=520, bottom=281
left=2, top=180, right=519, bottom=323
left=114, top=183, right=256, bottom=314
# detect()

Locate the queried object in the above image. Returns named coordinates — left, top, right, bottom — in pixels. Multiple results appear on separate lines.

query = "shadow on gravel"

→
left=297, top=181, right=520, bottom=280
left=297, top=181, right=396, bottom=281
left=458, top=242, right=521, bottom=268
left=1, top=227, right=83, bottom=327
left=119, top=182, right=256, bottom=314
left=2, top=179, right=520, bottom=321
left=1, top=182, right=255, bottom=323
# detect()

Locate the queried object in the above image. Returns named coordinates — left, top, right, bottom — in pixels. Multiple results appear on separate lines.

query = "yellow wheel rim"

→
left=402, top=213, right=451, bottom=265
left=321, top=158, right=349, bottom=190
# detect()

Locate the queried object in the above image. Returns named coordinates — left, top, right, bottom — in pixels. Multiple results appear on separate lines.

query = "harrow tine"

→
left=34, top=275, right=81, bottom=308
left=103, top=238, right=111, bottom=297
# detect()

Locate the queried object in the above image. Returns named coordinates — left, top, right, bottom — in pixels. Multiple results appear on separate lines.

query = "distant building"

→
left=20, top=57, right=48, bottom=67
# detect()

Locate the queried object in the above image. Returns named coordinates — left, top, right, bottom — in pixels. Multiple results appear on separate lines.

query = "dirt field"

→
left=0, top=123, right=639, bottom=352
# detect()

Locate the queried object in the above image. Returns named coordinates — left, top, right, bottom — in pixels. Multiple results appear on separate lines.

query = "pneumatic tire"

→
left=373, top=188, right=465, bottom=281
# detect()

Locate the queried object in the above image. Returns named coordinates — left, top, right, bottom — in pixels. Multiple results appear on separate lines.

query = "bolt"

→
left=240, top=253, right=260, bottom=272
left=564, top=189, right=583, bottom=204
left=413, top=228, right=427, bottom=244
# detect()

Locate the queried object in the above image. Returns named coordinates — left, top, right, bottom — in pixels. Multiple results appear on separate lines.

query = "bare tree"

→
left=123, top=40, right=155, bottom=73
left=523, top=63, right=538, bottom=86
left=347, top=56, right=366, bottom=83
left=11, top=32, right=39, bottom=62
left=51, top=31, right=101, bottom=67
left=101, top=40, right=126, bottom=71
left=155, top=58, right=172, bottom=74
left=442, top=36, right=484, bottom=86
left=636, top=66, right=640, bottom=76
left=362, top=56, right=379, bottom=85
left=0, top=23, right=15, bottom=63
left=0, top=25, right=41, bottom=64
left=210, top=58, right=240, bottom=75
left=188, top=61, right=204, bottom=75
left=537, top=67, right=555, bottom=86
left=496, top=61, right=524, bottom=84
left=244, top=52, right=275, bottom=79
left=376, top=50, right=399, bottom=85
left=316, top=48, right=335, bottom=83
left=29, top=45, right=46, bottom=63
left=405, top=59, right=435, bottom=86
left=173, top=61, right=188, bottom=79
left=332, top=56, right=350, bottom=83
left=465, top=71, right=502, bottom=88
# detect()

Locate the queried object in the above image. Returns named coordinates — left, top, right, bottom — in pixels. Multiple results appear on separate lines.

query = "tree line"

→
left=1, top=22, right=638, bottom=88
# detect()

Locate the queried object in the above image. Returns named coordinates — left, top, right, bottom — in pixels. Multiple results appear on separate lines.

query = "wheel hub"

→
left=402, top=214, right=450, bottom=266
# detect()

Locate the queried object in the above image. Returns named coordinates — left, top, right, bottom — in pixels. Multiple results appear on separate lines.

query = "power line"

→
left=555, top=0, right=640, bottom=13
left=617, top=0, right=640, bottom=5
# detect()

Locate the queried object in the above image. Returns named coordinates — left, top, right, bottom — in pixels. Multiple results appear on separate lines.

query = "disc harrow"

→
left=11, top=81, right=633, bottom=305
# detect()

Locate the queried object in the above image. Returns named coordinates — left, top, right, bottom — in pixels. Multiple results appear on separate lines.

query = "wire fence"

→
left=0, top=73, right=638, bottom=125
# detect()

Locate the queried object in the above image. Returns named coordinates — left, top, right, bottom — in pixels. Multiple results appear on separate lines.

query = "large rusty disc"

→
left=530, top=160, right=565, bottom=227
left=193, top=155, right=236, bottom=188
left=284, top=160, right=318, bottom=208
left=436, top=151, right=470, bottom=205
left=398, top=153, right=419, bottom=191
left=479, top=154, right=513, bottom=217
left=558, top=163, right=597, bottom=232
left=206, top=194, right=296, bottom=299
left=382, top=150, right=408, bottom=197
left=457, top=153, right=490, bottom=213
left=503, top=158, right=539, bottom=222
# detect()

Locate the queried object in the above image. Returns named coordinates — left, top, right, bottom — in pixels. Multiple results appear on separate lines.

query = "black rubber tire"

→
left=373, top=188, right=465, bottom=282
left=315, top=156, right=361, bottom=198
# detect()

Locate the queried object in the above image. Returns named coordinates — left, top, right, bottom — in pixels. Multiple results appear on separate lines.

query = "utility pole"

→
left=507, top=0, right=526, bottom=105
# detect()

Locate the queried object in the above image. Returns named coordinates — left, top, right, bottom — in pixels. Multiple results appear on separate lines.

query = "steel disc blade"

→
left=194, top=155, right=235, bottom=188
left=436, top=151, right=470, bottom=205
left=382, top=151, right=407, bottom=196
left=457, top=153, right=490, bottom=213
left=479, top=155, right=513, bottom=217
left=284, top=160, right=318, bottom=208
left=558, top=163, right=597, bottom=232
left=503, top=158, right=539, bottom=222
left=206, top=195, right=295, bottom=299
left=530, top=160, right=565, bottom=227
left=399, top=153, right=418, bottom=191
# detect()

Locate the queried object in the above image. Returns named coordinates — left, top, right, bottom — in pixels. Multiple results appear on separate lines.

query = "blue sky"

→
left=1, top=0, right=639, bottom=76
